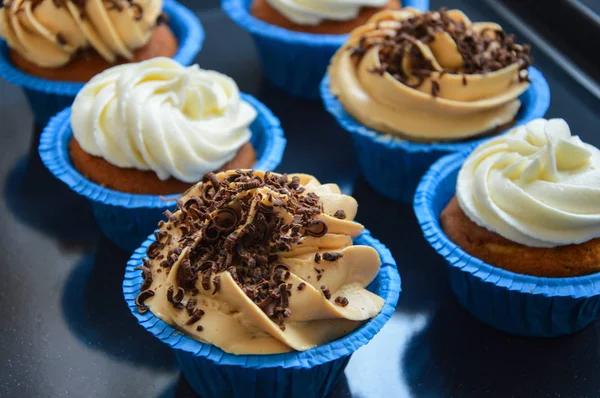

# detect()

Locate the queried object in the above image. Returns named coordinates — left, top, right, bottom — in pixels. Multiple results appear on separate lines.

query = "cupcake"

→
left=251, top=0, right=401, bottom=35
left=124, top=170, right=401, bottom=397
left=322, top=8, right=550, bottom=203
left=223, top=0, right=429, bottom=99
left=0, top=0, right=203, bottom=126
left=39, top=57, right=286, bottom=251
left=415, top=118, right=600, bottom=337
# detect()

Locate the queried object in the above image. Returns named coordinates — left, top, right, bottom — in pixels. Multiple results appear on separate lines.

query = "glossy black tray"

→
left=2, top=1, right=600, bottom=397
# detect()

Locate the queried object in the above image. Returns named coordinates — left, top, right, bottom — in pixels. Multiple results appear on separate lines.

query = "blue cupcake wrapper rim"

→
left=414, top=152, right=600, bottom=300
left=38, top=93, right=287, bottom=209
left=222, top=0, right=430, bottom=47
left=0, top=0, right=204, bottom=95
left=123, top=229, right=401, bottom=369
left=320, top=66, right=550, bottom=154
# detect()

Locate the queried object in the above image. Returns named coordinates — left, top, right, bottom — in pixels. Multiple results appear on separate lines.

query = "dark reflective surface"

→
left=2, top=1, right=600, bottom=397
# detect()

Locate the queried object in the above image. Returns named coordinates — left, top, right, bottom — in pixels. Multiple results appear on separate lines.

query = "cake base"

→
left=10, top=25, right=178, bottom=82
left=441, top=197, right=600, bottom=278
left=250, top=0, right=401, bottom=34
left=69, top=138, right=257, bottom=195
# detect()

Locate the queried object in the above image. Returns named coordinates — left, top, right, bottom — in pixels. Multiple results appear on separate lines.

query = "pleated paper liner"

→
left=0, top=0, right=204, bottom=127
left=320, top=67, right=550, bottom=203
left=123, top=229, right=401, bottom=398
left=414, top=152, right=600, bottom=337
left=39, top=94, right=286, bottom=252
left=222, top=0, right=430, bottom=99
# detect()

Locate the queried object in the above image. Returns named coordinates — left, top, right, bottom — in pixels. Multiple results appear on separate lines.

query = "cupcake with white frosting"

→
left=69, top=57, right=258, bottom=195
left=222, top=0, right=428, bottom=99
left=415, top=118, right=600, bottom=337
left=250, top=0, right=400, bottom=35
left=0, top=0, right=203, bottom=126
left=39, top=58, right=286, bottom=251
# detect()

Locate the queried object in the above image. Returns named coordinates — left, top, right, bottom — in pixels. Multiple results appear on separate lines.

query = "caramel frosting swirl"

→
left=0, top=0, right=163, bottom=68
left=136, top=170, right=384, bottom=354
left=329, top=8, right=533, bottom=142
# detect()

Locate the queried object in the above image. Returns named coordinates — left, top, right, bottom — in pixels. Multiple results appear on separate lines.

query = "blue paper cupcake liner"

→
left=222, top=0, right=429, bottom=99
left=124, top=229, right=401, bottom=398
left=0, top=0, right=204, bottom=127
left=414, top=152, right=600, bottom=337
left=320, top=68, right=550, bottom=203
left=39, top=94, right=286, bottom=252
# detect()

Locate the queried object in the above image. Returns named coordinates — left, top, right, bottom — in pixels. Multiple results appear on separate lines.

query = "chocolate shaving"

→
left=335, top=296, right=349, bottom=307
left=333, top=210, right=347, bottom=220
left=157, top=11, right=169, bottom=26
left=134, top=265, right=153, bottom=291
left=321, top=286, right=332, bottom=300
left=186, top=298, right=197, bottom=316
left=56, top=33, right=67, bottom=46
left=185, top=308, right=205, bottom=325
left=130, top=2, right=143, bottom=20
left=167, top=285, right=185, bottom=305
left=322, top=252, right=343, bottom=262
left=135, top=290, right=155, bottom=313
left=306, top=218, right=328, bottom=237
left=212, top=276, right=221, bottom=295
left=431, top=81, right=440, bottom=97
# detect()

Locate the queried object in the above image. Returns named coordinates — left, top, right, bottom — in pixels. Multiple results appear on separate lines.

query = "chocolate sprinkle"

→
left=322, top=252, right=343, bottom=262
left=321, top=286, right=332, bottom=300
left=185, top=308, right=205, bottom=325
left=56, top=33, right=67, bottom=46
left=196, top=325, right=204, bottom=332
left=135, top=290, right=155, bottom=313
left=333, top=210, right=347, bottom=220
left=335, top=296, right=349, bottom=307
left=297, top=283, right=306, bottom=291
left=212, top=276, right=221, bottom=295
left=315, top=253, right=321, bottom=264
left=431, top=80, right=440, bottom=97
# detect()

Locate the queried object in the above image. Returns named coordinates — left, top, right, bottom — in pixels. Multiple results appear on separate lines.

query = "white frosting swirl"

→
left=71, top=57, right=257, bottom=183
left=457, top=118, right=600, bottom=248
left=267, top=0, right=388, bottom=26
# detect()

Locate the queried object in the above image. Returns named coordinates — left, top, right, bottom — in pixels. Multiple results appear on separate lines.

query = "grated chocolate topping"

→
left=351, top=8, right=533, bottom=91
left=136, top=170, right=330, bottom=330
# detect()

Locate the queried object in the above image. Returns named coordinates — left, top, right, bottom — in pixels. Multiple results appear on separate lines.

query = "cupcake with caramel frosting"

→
left=321, top=7, right=549, bottom=203
left=135, top=170, right=384, bottom=354
left=1, top=0, right=177, bottom=80
left=329, top=8, right=533, bottom=141
left=0, top=0, right=202, bottom=125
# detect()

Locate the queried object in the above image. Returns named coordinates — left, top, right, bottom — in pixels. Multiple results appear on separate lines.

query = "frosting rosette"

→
left=0, top=0, right=164, bottom=68
left=71, top=57, right=256, bottom=183
left=266, top=0, right=389, bottom=26
left=134, top=170, right=384, bottom=354
left=329, top=8, right=533, bottom=141
left=457, top=118, right=600, bottom=248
